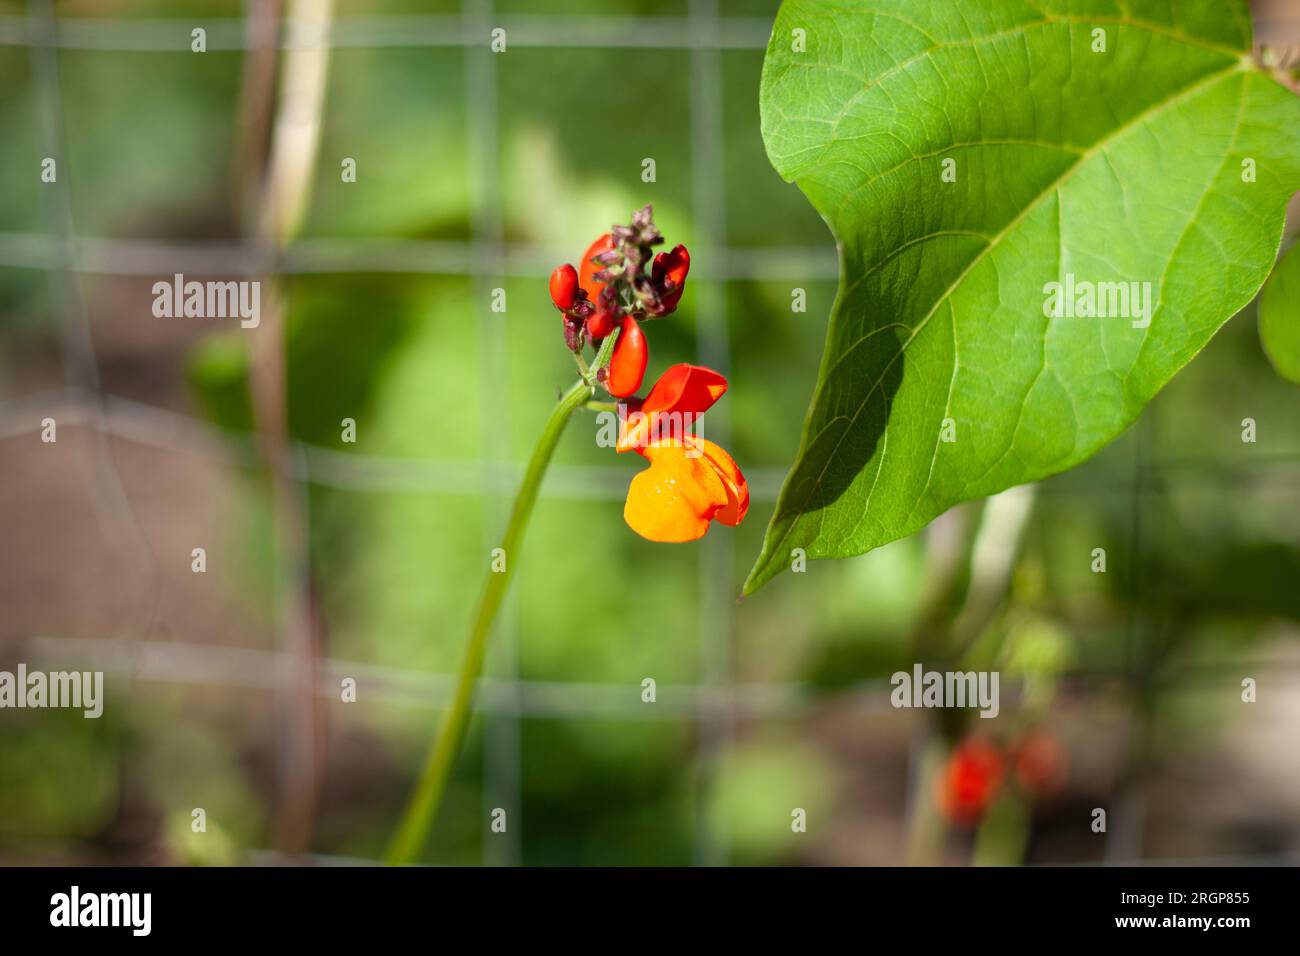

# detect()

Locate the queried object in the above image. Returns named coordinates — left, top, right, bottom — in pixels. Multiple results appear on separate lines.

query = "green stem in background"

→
left=972, top=793, right=1030, bottom=866
left=903, top=736, right=948, bottom=866
left=385, top=378, right=594, bottom=865
left=901, top=487, right=1036, bottom=865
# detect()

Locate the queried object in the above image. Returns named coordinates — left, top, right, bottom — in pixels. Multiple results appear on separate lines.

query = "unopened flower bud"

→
left=549, top=264, right=579, bottom=311
left=652, top=244, right=690, bottom=313
left=606, top=315, right=648, bottom=397
left=587, top=309, right=617, bottom=339
left=562, top=315, right=584, bottom=353
left=580, top=234, right=616, bottom=300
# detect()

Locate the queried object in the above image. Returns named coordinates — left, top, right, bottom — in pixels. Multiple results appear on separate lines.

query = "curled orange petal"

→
left=622, top=438, right=748, bottom=542
left=694, top=438, right=749, bottom=527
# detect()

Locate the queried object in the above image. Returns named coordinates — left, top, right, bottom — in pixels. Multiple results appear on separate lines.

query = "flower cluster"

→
left=937, top=730, right=1068, bottom=826
left=548, top=205, right=748, bottom=543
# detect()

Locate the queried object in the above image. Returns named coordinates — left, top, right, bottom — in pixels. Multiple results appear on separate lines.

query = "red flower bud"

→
left=1011, top=731, right=1068, bottom=798
left=652, top=243, right=690, bottom=312
left=653, top=243, right=690, bottom=287
left=585, top=286, right=620, bottom=339
left=937, top=738, right=1004, bottom=827
left=586, top=309, right=617, bottom=339
left=606, top=315, right=647, bottom=398
left=580, top=234, right=615, bottom=302
left=549, top=264, right=579, bottom=311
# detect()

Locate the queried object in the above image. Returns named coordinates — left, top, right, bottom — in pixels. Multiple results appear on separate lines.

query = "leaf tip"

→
left=741, top=551, right=779, bottom=597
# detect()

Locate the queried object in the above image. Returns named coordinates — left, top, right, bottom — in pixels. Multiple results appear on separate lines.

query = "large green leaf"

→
left=745, top=0, right=1300, bottom=594
left=1259, top=242, right=1300, bottom=385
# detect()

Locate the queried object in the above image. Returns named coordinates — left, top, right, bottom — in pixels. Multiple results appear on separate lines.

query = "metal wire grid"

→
left=0, top=10, right=776, bottom=51
left=3, top=1, right=1298, bottom=866
left=1, top=0, right=785, bottom=866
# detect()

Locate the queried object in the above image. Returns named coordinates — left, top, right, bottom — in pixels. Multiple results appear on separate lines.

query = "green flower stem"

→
left=573, top=350, right=591, bottom=381
left=385, top=378, right=594, bottom=865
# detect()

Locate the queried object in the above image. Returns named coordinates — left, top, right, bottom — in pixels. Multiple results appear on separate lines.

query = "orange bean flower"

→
left=548, top=207, right=746, bottom=542
left=617, top=364, right=748, bottom=543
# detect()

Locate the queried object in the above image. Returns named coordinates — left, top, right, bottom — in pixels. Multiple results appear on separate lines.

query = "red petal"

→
left=641, top=364, right=727, bottom=416
left=616, top=365, right=728, bottom=453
